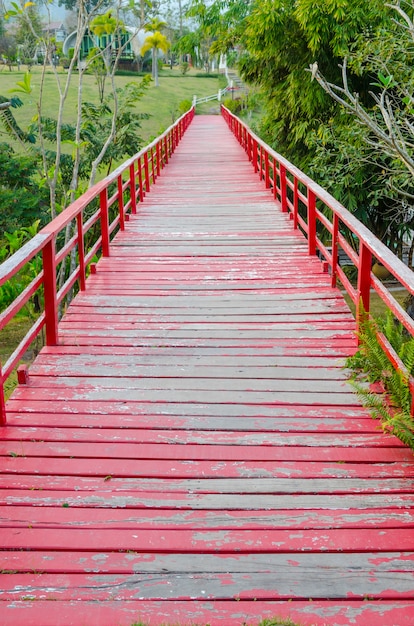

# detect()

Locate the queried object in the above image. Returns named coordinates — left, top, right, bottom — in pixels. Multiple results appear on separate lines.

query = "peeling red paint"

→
left=1, top=115, right=413, bottom=624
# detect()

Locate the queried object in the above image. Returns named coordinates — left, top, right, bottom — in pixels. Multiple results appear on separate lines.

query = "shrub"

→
left=178, top=99, right=192, bottom=114
left=346, top=310, right=414, bottom=449
left=179, top=61, right=190, bottom=75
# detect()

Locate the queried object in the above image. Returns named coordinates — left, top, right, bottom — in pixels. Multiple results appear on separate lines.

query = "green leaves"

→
left=5, top=1, right=34, bottom=19
left=90, top=11, right=121, bottom=37
left=9, top=72, right=32, bottom=95
left=347, top=311, right=414, bottom=450
left=372, top=72, right=397, bottom=89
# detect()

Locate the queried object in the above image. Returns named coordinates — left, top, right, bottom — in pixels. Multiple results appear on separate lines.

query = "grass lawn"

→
left=0, top=314, right=42, bottom=401
left=343, top=286, right=409, bottom=319
left=0, top=65, right=224, bottom=144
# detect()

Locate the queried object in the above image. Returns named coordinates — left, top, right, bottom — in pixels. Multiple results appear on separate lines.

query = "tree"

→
left=141, top=30, right=169, bottom=86
left=191, top=0, right=410, bottom=253
left=81, top=76, right=151, bottom=179
left=186, top=0, right=252, bottom=56
left=144, top=17, right=166, bottom=78
left=90, top=10, right=119, bottom=73
left=86, top=46, right=107, bottom=103
left=0, top=143, right=48, bottom=234
left=2, top=0, right=150, bottom=217
left=306, top=1, right=414, bottom=258
left=0, top=31, right=17, bottom=70
left=13, top=3, right=43, bottom=65
left=58, top=0, right=111, bottom=12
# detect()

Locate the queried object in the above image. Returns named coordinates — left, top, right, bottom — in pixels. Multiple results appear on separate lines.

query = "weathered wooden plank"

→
left=1, top=570, right=413, bottom=601
left=0, top=430, right=405, bottom=453
left=2, top=550, right=414, bottom=573
left=29, top=352, right=350, bottom=368
left=1, top=600, right=413, bottom=626
left=1, top=506, right=413, bottom=530
left=33, top=344, right=356, bottom=359
left=24, top=375, right=354, bottom=394
left=64, top=308, right=354, bottom=321
left=10, top=386, right=362, bottom=406
left=0, top=445, right=408, bottom=468
left=2, top=489, right=413, bottom=510
left=58, top=319, right=357, bottom=332
left=35, top=342, right=359, bottom=356
left=56, top=321, right=355, bottom=338
left=3, top=411, right=380, bottom=434
left=3, top=400, right=374, bottom=418
left=0, top=471, right=412, bottom=496
left=2, top=526, right=413, bottom=553
left=0, top=424, right=395, bottom=446
left=71, top=292, right=349, bottom=305
left=30, top=363, right=352, bottom=381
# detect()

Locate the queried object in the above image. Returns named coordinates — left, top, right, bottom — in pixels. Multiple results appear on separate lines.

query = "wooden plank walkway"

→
left=1, top=115, right=414, bottom=625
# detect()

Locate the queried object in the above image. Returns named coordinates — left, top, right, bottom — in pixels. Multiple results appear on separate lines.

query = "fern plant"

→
left=346, top=310, right=414, bottom=450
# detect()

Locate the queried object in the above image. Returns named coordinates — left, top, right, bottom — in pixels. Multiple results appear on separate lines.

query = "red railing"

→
left=222, top=105, right=414, bottom=410
left=0, top=107, right=195, bottom=425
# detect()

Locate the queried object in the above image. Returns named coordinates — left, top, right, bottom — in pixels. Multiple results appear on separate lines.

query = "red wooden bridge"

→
left=0, top=110, right=413, bottom=625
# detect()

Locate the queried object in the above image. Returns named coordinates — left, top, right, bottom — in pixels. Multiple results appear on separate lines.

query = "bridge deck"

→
left=1, top=116, right=413, bottom=625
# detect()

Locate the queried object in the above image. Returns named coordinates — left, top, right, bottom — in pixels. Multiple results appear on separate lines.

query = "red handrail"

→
left=0, top=107, right=195, bottom=425
left=222, top=105, right=414, bottom=406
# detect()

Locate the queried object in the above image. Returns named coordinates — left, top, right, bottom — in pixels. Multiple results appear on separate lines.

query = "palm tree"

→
left=141, top=31, right=169, bottom=87
left=144, top=18, right=167, bottom=80
left=90, top=11, right=120, bottom=73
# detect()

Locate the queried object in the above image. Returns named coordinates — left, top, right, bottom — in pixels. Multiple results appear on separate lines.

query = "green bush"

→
left=346, top=310, right=414, bottom=449
left=179, top=61, right=190, bottom=75
left=178, top=99, right=192, bottom=114
left=222, top=96, right=242, bottom=113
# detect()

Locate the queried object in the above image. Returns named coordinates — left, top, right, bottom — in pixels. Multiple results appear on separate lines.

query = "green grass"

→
left=0, top=314, right=40, bottom=401
left=343, top=288, right=409, bottom=319
left=0, top=65, right=223, bottom=143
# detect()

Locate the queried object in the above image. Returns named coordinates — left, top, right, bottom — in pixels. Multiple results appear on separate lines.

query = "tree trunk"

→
left=154, top=46, right=159, bottom=86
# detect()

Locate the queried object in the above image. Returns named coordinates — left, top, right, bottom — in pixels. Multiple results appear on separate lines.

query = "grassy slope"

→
left=0, top=66, right=222, bottom=143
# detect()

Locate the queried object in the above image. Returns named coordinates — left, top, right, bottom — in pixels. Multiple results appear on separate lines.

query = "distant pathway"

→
left=1, top=116, right=413, bottom=625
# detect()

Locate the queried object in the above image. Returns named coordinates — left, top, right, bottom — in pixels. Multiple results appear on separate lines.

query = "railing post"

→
left=171, top=127, right=176, bottom=153
left=144, top=152, right=150, bottom=192
left=118, top=175, right=125, bottom=231
left=164, top=136, right=169, bottom=165
left=100, top=188, right=110, bottom=257
left=76, top=213, right=86, bottom=291
left=150, top=148, right=156, bottom=184
left=293, top=178, right=298, bottom=227
left=130, top=162, right=137, bottom=215
left=156, top=141, right=161, bottom=177
left=253, top=140, right=258, bottom=173
left=356, top=242, right=372, bottom=333
left=264, top=152, right=270, bottom=189
left=331, top=214, right=339, bottom=288
left=280, top=164, right=287, bottom=212
left=0, top=365, right=6, bottom=426
left=307, top=189, right=317, bottom=256
left=137, top=157, right=144, bottom=202
left=259, top=146, right=263, bottom=180
left=247, top=134, right=252, bottom=164
left=42, top=238, right=59, bottom=346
